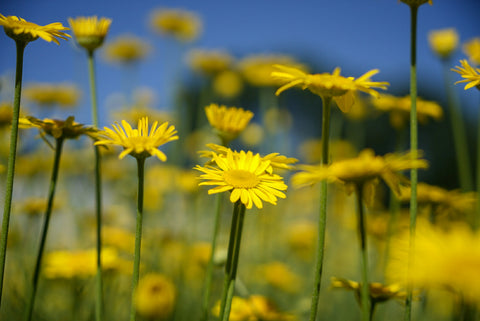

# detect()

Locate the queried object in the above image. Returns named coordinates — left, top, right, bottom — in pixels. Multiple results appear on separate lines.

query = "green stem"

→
left=201, top=193, right=224, bottom=321
left=355, top=184, right=371, bottom=321
left=130, top=157, right=146, bottom=321
left=309, top=96, right=332, bottom=321
left=24, top=137, right=65, bottom=321
left=218, top=201, right=246, bottom=321
left=0, top=40, right=26, bottom=305
left=87, top=49, right=104, bottom=321
left=405, top=5, right=418, bottom=321
left=441, top=59, right=473, bottom=192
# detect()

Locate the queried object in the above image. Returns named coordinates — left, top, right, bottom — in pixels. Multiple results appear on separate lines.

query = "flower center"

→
left=223, top=169, right=260, bottom=188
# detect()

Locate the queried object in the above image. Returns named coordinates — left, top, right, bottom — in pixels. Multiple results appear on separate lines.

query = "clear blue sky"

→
left=1, top=0, right=480, bottom=126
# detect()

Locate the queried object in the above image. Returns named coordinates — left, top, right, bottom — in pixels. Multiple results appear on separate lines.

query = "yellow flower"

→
left=400, top=0, right=432, bottom=7
left=205, top=104, right=254, bottom=143
left=68, top=16, right=111, bottom=52
left=103, top=34, right=150, bottom=64
left=212, top=297, right=255, bottom=321
left=134, top=273, right=176, bottom=320
left=240, top=123, right=264, bottom=147
left=19, top=116, right=97, bottom=140
left=0, top=14, right=69, bottom=44
left=95, top=117, right=178, bottom=160
left=387, top=220, right=480, bottom=306
left=256, top=261, right=302, bottom=293
left=187, top=49, right=233, bottom=75
left=428, top=28, right=459, bottom=59
left=463, top=38, right=480, bottom=66
left=286, top=221, right=317, bottom=260
left=23, top=82, right=81, bottom=107
left=248, top=295, right=297, bottom=321
left=102, top=226, right=135, bottom=254
left=238, top=54, right=307, bottom=87
left=150, top=8, right=202, bottom=42
left=213, top=70, right=244, bottom=99
left=0, top=101, right=14, bottom=128
left=272, top=65, right=389, bottom=113
left=194, top=149, right=288, bottom=209
left=452, top=59, right=480, bottom=90
left=292, top=149, right=428, bottom=196
left=371, top=93, right=443, bottom=129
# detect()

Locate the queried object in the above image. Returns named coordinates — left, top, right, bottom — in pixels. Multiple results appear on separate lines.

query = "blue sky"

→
left=1, top=0, right=480, bottom=126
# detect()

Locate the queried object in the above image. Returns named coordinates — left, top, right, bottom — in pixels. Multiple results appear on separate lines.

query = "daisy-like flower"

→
left=20, top=116, right=97, bottom=140
left=272, top=64, right=389, bottom=113
left=428, top=28, right=459, bottom=60
left=187, top=49, right=233, bottom=76
left=23, top=82, right=81, bottom=108
left=95, top=117, right=178, bottom=161
left=134, top=273, right=176, bottom=320
left=150, top=8, right=202, bottom=42
left=452, top=59, right=480, bottom=90
left=194, top=149, right=288, bottom=209
left=292, top=149, right=428, bottom=196
left=204, top=104, right=254, bottom=143
left=103, top=34, right=150, bottom=65
left=463, top=38, right=480, bottom=66
left=68, top=16, right=111, bottom=52
left=0, top=13, right=70, bottom=44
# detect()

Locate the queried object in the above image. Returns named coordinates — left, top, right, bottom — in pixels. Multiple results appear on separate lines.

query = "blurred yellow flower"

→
left=187, top=49, right=233, bottom=75
left=240, top=123, right=264, bottom=147
left=256, top=261, right=302, bottom=293
left=102, top=226, right=135, bottom=254
left=371, top=93, right=443, bottom=130
left=0, top=101, right=14, bottom=128
left=272, top=65, right=389, bottom=113
left=400, top=0, right=432, bottom=7
left=68, top=16, right=111, bottom=52
left=150, top=8, right=202, bottom=42
left=213, top=70, right=244, bottom=99
left=194, top=149, right=288, bottom=209
left=462, top=37, right=480, bottom=65
left=292, top=149, right=428, bottom=196
left=20, top=116, right=97, bottom=140
left=248, top=295, right=297, bottom=321
left=0, top=13, right=69, bottom=44
left=205, top=103, right=254, bottom=143
left=212, top=296, right=255, bottom=321
left=452, top=59, right=480, bottom=90
left=103, top=34, right=150, bottom=64
left=95, top=117, right=178, bottom=160
left=134, top=273, right=176, bottom=320
left=23, top=82, right=81, bottom=108
left=286, top=221, right=317, bottom=260
left=428, top=28, right=458, bottom=59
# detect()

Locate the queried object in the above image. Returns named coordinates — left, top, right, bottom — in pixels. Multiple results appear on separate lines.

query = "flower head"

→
left=463, top=38, right=480, bottom=66
left=194, top=149, right=288, bottom=209
left=272, top=65, right=389, bottom=113
left=213, top=70, right=244, bottom=99
left=187, top=49, right=233, bottom=76
left=95, top=117, right=178, bottom=160
left=292, top=149, right=428, bottom=196
left=150, top=8, right=202, bottom=42
left=428, top=28, right=458, bottom=59
left=452, top=59, right=480, bottom=91
left=134, top=273, right=176, bottom=320
left=204, top=104, right=254, bottom=143
left=68, top=16, right=111, bottom=52
left=23, top=82, right=81, bottom=108
left=0, top=14, right=70, bottom=44
left=103, top=34, right=150, bottom=65
left=20, top=116, right=96, bottom=140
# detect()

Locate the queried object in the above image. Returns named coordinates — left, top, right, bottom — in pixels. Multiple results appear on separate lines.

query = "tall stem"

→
left=130, top=157, right=146, bottom=321
left=24, top=138, right=65, bottom=321
left=0, top=41, right=26, bottom=304
left=405, top=5, right=418, bottom=321
left=309, top=96, right=332, bottom=321
left=218, top=201, right=246, bottom=321
left=87, top=49, right=104, bottom=321
left=355, top=184, right=371, bottom=321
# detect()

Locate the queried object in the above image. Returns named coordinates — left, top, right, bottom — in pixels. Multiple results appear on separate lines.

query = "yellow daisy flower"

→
left=428, top=28, right=458, bottom=59
left=95, top=117, right=178, bottom=161
left=187, top=49, right=233, bottom=75
left=212, top=296, right=254, bottom=321
left=19, top=116, right=97, bottom=140
left=213, top=70, right=244, bottom=99
left=463, top=38, right=480, bottom=66
left=272, top=64, right=389, bottom=113
left=134, top=273, right=176, bottom=320
left=204, top=104, right=254, bottom=143
left=292, top=149, right=428, bottom=196
left=23, top=82, right=81, bottom=108
left=68, top=16, right=112, bottom=52
left=452, top=59, right=480, bottom=90
left=103, top=34, right=150, bottom=64
left=0, top=13, right=70, bottom=44
left=150, top=8, right=202, bottom=42
left=194, top=149, right=288, bottom=209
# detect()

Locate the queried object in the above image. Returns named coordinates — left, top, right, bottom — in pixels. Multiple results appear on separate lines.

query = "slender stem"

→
left=405, top=5, right=418, bottom=321
left=0, top=41, right=26, bottom=305
left=130, top=157, right=146, bottom=321
left=441, top=59, right=473, bottom=192
left=218, top=201, right=246, bottom=321
left=309, top=96, right=332, bottom=321
left=201, top=193, right=224, bottom=321
left=355, top=184, right=371, bottom=321
left=87, top=49, right=104, bottom=321
left=24, top=138, right=65, bottom=321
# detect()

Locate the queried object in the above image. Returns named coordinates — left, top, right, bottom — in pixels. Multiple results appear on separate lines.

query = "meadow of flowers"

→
left=0, top=1, right=480, bottom=321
